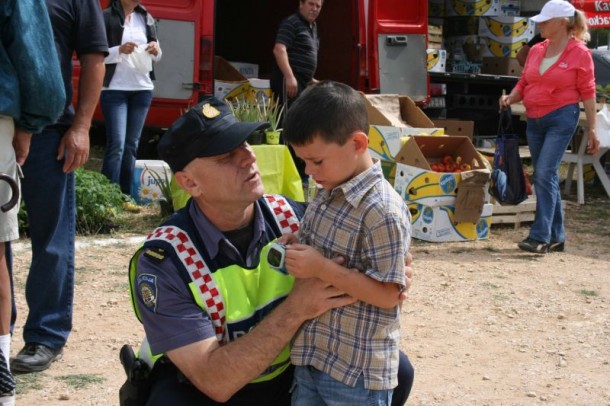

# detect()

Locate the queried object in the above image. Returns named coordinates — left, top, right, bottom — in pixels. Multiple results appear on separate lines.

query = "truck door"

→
left=367, top=0, right=429, bottom=102
left=138, top=0, right=205, bottom=128
left=315, top=0, right=360, bottom=89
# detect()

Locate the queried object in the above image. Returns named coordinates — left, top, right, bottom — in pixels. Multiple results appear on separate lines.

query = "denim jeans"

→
left=292, top=365, right=393, bottom=406
left=526, top=103, right=579, bottom=244
left=100, top=89, right=153, bottom=194
left=20, top=128, right=75, bottom=350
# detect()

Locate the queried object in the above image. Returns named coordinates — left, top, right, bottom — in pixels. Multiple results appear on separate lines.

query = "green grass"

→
left=15, top=373, right=44, bottom=395
left=579, top=289, right=599, bottom=297
left=57, top=373, right=105, bottom=389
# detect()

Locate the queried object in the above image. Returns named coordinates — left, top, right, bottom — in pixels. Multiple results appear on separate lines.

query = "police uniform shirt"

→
left=135, top=197, right=306, bottom=356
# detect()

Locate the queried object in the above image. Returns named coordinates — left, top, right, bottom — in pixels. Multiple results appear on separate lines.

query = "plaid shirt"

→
left=291, top=161, right=411, bottom=390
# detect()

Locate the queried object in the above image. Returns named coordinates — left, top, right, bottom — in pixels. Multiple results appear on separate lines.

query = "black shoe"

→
left=548, top=241, right=565, bottom=253
left=518, top=238, right=549, bottom=253
left=10, top=344, right=63, bottom=373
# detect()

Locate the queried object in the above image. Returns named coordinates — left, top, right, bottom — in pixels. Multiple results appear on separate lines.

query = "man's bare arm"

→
left=58, top=53, right=105, bottom=173
left=273, top=43, right=298, bottom=98
left=167, top=278, right=355, bottom=402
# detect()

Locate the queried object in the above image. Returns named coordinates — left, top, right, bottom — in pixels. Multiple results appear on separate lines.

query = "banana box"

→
left=427, top=49, right=447, bottom=72
left=214, top=56, right=250, bottom=101
left=368, top=126, right=444, bottom=183
left=409, top=202, right=493, bottom=242
left=481, top=57, right=522, bottom=76
left=479, top=16, right=535, bottom=43
left=362, top=95, right=443, bottom=185
left=481, top=36, right=529, bottom=58
left=132, top=160, right=172, bottom=205
left=229, top=61, right=259, bottom=79
left=445, top=34, right=528, bottom=59
left=248, top=78, right=272, bottom=101
left=445, top=0, right=501, bottom=16
left=393, top=135, right=488, bottom=206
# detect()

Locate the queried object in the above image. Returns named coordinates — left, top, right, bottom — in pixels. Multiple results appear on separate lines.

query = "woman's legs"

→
left=526, top=104, right=579, bottom=244
left=101, top=90, right=129, bottom=186
left=120, top=90, right=153, bottom=194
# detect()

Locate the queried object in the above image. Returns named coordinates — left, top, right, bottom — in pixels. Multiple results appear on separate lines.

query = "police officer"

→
left=123, top=96, right=414, bottom=405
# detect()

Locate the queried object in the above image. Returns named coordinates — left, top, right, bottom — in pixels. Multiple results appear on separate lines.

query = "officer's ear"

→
left=174, top=169, right=202, bottom=198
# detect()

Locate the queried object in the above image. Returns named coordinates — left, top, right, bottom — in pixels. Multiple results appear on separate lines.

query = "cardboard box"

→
left=445, top=34, right=528, bottom=59
left=409, top=202, right=493, bottom=242
left=362, top=94, right=440, bottom=183
left=497, top=0, right=520, bottom=16
left=428, top=24, right=443, bottom=49
left=427, top=49, right=447, bottom=72
left=393, top=135, right=489, bottom=206
left=432, top=119, right=474, bottom=140
left=446, top=0, right=501, bottom=17
left=214, top=56, right=250, bottom=101
left=369, top=125, right=444, bottom=163
left=481, top=57, right=522, bottom=76
left=131, top=160, right=172, bottom=205
left=248, top=78, right=271, bottom=100
left=229, top=61, right=259, bottom=79
left=478, top=16, right=535, bottom=42
left=363, top=94, right=436, bottom=128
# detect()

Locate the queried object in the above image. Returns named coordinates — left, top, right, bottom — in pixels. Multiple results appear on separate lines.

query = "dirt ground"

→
left=9, top=194, right=610, bottom=406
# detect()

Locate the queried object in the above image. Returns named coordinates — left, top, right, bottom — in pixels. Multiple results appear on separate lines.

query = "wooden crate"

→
left=491, top=196, right=536, bottom=229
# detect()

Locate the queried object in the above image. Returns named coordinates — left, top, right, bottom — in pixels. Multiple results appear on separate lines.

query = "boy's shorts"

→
left=0, top=115, right=19, bottom=243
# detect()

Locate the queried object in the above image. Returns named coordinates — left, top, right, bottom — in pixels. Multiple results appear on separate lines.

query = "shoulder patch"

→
left=137, top=273, right=158, bottom=312
left=144, top=247, right=166, bottom=262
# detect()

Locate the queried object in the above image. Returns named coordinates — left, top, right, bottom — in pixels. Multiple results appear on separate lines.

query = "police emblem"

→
left=202, top=103, right=220, bottom=118
left=137, top=274, right=158, bottom=312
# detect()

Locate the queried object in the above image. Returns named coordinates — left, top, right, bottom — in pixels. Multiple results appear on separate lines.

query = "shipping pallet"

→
left=491, top=196, right=537, bottom=229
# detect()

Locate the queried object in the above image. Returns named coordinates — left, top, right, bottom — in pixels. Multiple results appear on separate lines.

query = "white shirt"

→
left=103, top=12, right=162, bottom=91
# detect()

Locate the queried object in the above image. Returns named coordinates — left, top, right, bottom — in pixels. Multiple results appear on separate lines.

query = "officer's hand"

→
left=288, top=277, right=356, bottom=321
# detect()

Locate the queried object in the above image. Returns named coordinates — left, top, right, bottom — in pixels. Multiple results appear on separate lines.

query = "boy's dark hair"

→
left=282, top=81, right=369, bottom=146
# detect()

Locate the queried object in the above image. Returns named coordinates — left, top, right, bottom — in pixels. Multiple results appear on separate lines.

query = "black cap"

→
left=158, top=96, right=269, bottom=172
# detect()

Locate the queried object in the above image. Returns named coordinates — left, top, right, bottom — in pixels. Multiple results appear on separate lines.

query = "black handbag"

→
left=489, top=107, right=528, bottom=206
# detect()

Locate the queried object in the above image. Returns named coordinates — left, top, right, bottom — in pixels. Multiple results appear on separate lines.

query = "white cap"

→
left=530, top=0, right=575, bottom=23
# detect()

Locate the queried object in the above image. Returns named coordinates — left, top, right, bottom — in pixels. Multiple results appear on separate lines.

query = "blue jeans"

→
left=526, top=103, right=579, bottom=244
left=292, top=366, right=393, bottom=406
left=100, top=90, right=153, bottom=194
left=20, top=128, right=75, bottom=350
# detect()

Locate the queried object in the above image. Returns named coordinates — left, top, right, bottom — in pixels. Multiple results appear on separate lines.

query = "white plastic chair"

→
left=562, top=133, right=610, bottom=204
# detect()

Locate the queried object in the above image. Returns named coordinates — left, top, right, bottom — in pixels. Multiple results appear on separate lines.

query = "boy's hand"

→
left=285, top=243, right=324, bottom=279
left=399, top=252, right=413, bottom=301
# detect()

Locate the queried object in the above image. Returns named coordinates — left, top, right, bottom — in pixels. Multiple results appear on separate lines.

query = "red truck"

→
left=80, top=0, right=429, bottom=139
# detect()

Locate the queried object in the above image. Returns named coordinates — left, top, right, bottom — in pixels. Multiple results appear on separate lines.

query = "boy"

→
left=282, top=81, right=411, bottom=405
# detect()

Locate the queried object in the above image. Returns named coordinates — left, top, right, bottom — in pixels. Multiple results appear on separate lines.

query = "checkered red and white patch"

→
left=263, top=195, right=300, bottom=234
left=148, top=226, right=226, bottom=343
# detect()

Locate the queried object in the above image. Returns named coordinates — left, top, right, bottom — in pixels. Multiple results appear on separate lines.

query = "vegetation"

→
left=57, top=373, right=106, bottom=389
left=18, top=168, right=126, bottom=236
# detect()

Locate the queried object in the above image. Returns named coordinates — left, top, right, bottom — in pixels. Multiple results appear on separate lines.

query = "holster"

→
left=119, top=344, right=152, bottom=406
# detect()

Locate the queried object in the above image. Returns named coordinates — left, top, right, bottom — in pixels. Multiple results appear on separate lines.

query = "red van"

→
left=80, top=0, right=428, bottom=138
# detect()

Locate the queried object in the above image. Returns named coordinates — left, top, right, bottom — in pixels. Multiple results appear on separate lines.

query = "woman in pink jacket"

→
left=500, top=0, right=600, bottom=254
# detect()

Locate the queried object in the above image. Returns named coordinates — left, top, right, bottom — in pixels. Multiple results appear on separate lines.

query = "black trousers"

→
left=144, top=352, right=414, bottom=406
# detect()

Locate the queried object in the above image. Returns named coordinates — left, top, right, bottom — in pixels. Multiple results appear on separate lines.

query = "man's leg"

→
left=12, top=128, right=74, bottom=372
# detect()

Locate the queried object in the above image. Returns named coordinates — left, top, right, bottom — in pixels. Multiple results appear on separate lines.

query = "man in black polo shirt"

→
left=271, top=0, right=322, bottom=108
